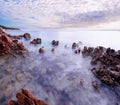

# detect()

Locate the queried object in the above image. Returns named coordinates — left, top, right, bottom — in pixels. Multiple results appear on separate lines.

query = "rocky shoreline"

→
left=0, top=28, right=120, bottom=105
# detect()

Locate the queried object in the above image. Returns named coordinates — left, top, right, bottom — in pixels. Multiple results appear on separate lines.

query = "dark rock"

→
left=23, top=33, right=31, bottom=40
left=72, top=42, right=77, bottom=49
left=30, top=38, right=41, bottom=44
left=52, top=40, right=59, bottom=46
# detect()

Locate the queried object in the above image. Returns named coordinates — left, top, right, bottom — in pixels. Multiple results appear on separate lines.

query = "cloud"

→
left=0, top=0, right=120, bottom=28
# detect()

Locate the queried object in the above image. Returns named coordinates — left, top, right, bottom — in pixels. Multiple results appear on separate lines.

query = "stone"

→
left=39, top=47, right=44, bottom=53
left=16, top=73, right=23, bottom=81
left=7, top=89, right=48, bottom=105
left=0, top=28, right=28, bottom=56
left=30, top=38, right=41, bottom=44
left=72, top=42, right=77, bottom=49
left=23, top=33, right=31, bottom=40
left=52, top=40, right=59, bottom=46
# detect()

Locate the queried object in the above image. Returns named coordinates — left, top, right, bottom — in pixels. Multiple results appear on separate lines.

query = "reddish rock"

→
left=7, top=89, right=48, bottom=105
left=23, top=33, right=31, bottom=40
left=0, top=28, right=27, bottom=56
left=39, top=47, right=44, bottom=53
left=52, top=40, right=59, bottom=46
left=30, top=38, right=41, bottom=44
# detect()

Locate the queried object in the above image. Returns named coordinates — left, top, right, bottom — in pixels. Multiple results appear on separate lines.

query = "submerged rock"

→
left=7, top=89, right=48, bottom=105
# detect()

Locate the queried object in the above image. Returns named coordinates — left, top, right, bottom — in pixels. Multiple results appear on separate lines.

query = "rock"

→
left=74, top=48, right=81, bottom=54
left=39, top=47, right=44, bottom=53
left=52, top=40, right=59, bottom=46
left=7, top=89, right=48, bottom=105
left=51, top=48, right=55, bottom=52
left=72, top=42, right=77, bottom=49
left=30, top=38, right=41, bottom=44
left=8, top=35, right=23, bottom=40
left=4, top=86, right=13, bottom=98
left=23, top=33, right=31, bottom=40
left=0, top=28, right=28, bottom=56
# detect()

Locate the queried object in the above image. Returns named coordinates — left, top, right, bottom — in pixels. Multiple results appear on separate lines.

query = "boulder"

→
left=39, top=47, right=44, bottom=53
left=7, top=89, right=48, bottom=105
left=52, top=40, right=59, bottom=46
left=23, top=33, right=31, bottom=40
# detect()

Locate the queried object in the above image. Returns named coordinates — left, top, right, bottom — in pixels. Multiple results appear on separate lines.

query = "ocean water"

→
left=0, top=29, right=120, bottom=105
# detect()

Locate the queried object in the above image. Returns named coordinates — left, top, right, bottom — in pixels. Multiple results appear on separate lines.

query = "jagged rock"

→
left=52, top=40, right=59, bottom=46
left=81, top=45, right=120, bottom=86
left=0, top=28, right=28, bottom=56
left=7, top=89, right=48, bottom=105
left=30, top=38, right=41, bottom=44
left=23, top=33, right=31, bottom=40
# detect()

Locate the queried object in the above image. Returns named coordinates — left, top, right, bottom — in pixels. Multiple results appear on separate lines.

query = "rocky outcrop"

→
left=82, top=46, right=120, bottom=86
left=0, top=28, right=27, bottom=56
left=7, top=89, right=48, bottom=105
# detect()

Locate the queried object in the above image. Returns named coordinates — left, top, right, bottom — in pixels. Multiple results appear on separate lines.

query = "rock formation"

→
left=30, top=38, right=42, bottom=44
left=0, top=28, right=27, bottom=56
left=82, top=46, right=120, bottom=86
left=23, top=33, right=31, bottom=40
left=51, top=40, right=59, bottom=46
left=7, top=89, right=48, bottom=105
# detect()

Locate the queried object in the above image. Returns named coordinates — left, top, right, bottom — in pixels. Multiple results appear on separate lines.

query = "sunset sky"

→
left=0, top=0, right=120, bottom=29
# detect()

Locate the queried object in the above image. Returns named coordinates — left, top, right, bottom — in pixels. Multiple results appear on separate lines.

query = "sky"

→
left=0, top=0, right=120, bottom=29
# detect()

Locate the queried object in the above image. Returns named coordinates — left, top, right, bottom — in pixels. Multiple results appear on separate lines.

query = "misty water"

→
left=0, top=29, right=120, bottom=105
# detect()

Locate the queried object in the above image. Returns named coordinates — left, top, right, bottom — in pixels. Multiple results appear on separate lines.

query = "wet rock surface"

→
left=0, top=28, right=27, bottom=56
left=7, top=89, right=48, bottom=105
